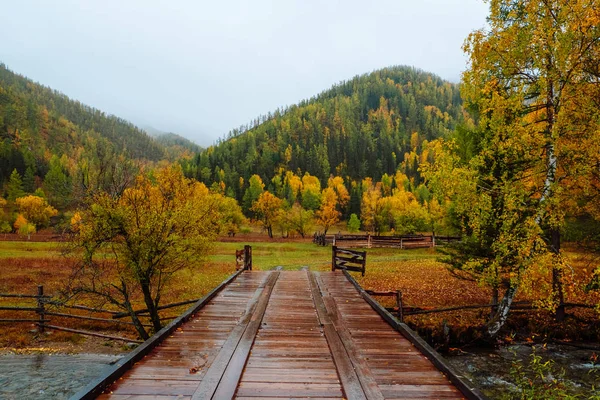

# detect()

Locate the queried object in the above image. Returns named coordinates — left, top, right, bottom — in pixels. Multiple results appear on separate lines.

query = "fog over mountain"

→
left=0, top=0, right=488, bottom=145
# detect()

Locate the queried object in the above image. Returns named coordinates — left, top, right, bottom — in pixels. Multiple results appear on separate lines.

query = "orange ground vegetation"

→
left=0, top=255, right=234, bottom=351
left=355, top=246, right=600, bottom=346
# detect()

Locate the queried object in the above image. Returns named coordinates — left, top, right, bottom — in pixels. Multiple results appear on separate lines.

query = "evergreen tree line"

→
left=182, top=66, right=464, bottom=205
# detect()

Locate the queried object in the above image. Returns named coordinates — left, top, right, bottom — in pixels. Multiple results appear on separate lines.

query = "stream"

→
left=446, top=343, right=600, bottom=398
left=0, top=353, right=122, bottom=400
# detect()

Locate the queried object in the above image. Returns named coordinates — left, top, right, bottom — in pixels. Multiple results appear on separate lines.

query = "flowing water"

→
left=0, top=353, right=122, bottom=400
left=447, top=343, right=600, bottom=398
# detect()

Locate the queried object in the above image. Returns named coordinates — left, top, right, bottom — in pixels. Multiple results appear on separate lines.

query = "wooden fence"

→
left=0, top=246, right=256, bottom=344
left=0, top=233, right=66, bottom=242
left=366, top=288, right=596, bottom=323
left=314, top=232, right=460, bottom=249
left=332, top=246, right=367, bottom=276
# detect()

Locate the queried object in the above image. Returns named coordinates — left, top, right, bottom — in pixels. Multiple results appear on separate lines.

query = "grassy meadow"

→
left=0, top=236, right=598, bottom=351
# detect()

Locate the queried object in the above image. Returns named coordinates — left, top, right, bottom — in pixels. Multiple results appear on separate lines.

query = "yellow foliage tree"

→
left=316, top=187, right=340, bottom=235
left=69, top=165, right=225, bottom=339
left=301, top=173, right=321, bottom=210
left=327, top=176, right=349, bottom=211
left=251, top=191, right=283, bottom=238
left=460, top=0, right=600, bottom=332
left=361, top=181, right=382, bottom=234
left=15, top=195, right=58, bottom=228
left=289, top=203, right=314, bottom=238
left=13, top=214, right=28, bottom=231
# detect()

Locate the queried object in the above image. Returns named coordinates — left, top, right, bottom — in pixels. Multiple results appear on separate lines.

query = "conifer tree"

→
left=6, top=169, right=25, bottom=201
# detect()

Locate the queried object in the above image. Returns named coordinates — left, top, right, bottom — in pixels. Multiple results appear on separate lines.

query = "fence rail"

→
left=0, top=245, right=257, bottom=345
left=0, top=285, right=140, bottom=342
left=363, top=290, right=596, bottom=322
left=314, top=232, right=460, bottom=249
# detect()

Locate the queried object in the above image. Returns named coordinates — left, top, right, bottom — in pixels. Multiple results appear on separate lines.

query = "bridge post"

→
left=243, top=245, right=252, bottom=270
left=331, top=246, right=337, bottom=271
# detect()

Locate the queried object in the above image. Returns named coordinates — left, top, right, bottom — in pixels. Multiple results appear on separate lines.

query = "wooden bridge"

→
left=74, top=269, right=485, bottom=400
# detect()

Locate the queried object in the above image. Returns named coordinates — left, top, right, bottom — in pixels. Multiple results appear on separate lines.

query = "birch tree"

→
left=461, top=0, right=600, bottom=328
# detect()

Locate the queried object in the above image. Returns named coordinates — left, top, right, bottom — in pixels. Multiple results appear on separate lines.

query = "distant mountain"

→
left=155, top=132, right=202, bottom=159
left=184, top=66, right=465, bottom=201
left=142, top=125, right=202, bottom=156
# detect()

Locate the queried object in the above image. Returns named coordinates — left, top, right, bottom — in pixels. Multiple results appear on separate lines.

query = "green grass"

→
left=0, top=241, right=63, bottom=258
left=208, top=242, right=440, bottom=271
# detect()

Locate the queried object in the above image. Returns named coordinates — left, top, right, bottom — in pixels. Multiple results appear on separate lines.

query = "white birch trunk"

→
left=487, top=285, right=517, bottom=337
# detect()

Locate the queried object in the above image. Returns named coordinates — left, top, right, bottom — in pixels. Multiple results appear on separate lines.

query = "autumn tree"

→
left=243, top=174, right=265, bottom=216
left=327, top=176, right=350, bottom=214
left=273, top=208, right=292, bottom=238
left=284, top=171, right=303, bottom=205
left=251, top=191, right=283, bottom=238
left=377, top=188, right=429, bottom=235
left=316, top=187, right=341, bottom=235
left=67, top=165, right=224, bottom=339
left=15, top=195, right=58, bottom=228
left=289, top=203, right=314, bottom=238
left=14, top=214, right=36, bottom=240
left=216, top=195, right=246, bottom=236
left=301, top=173, right=321, bottom=211
left=462, top=0, right=600, bottom=324
left=360, top=178, right=382, bottom=234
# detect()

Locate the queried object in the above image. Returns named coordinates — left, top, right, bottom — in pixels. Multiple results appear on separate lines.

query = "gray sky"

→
left=1, top=0, right=489, bottom=146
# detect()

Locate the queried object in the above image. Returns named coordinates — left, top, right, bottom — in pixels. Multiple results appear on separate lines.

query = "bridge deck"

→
left=97, top=270, right=466, bottom=399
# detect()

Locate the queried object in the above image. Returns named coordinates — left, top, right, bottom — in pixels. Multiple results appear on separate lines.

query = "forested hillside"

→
left=152, top=131, right=202, bottom=159
left=0, top=63, right=192, bottom=208
left=183, top=66, right=465, bottom=202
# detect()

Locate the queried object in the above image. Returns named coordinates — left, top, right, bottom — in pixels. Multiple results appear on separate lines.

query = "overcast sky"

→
left=1, top=0, right=489, bottom=146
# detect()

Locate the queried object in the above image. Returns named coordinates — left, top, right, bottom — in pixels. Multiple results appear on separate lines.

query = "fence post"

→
left=243, top=245, right=252, bottom=271
left=37, top=285, right=45, bottom=333
left=396, top=290, right=403, bottom=322
left=368, top=234, right=372, bottom=249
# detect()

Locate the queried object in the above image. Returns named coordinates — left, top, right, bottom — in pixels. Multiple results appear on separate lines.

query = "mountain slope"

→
left=184, top=66, right=464, bottom=199
left=0, top=63, right=166, bottom=187
left=143, top=125, right=202, bottom=156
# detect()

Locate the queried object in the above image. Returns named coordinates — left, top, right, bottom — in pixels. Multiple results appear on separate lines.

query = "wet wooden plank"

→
left=97, top=271, right=270, bottom=399
left=210, top=271, right=280, bottom=399
left=307, top=271, right=368, bottom=400
left=94, top=270, right=478, bottom=400
left=235, top=271, right=343, bottom=399
left=315, top=273, right=384, bottom=400
left=190, top=271, right=279, bottom=400
left=319, top=271, right=468, bottom=400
